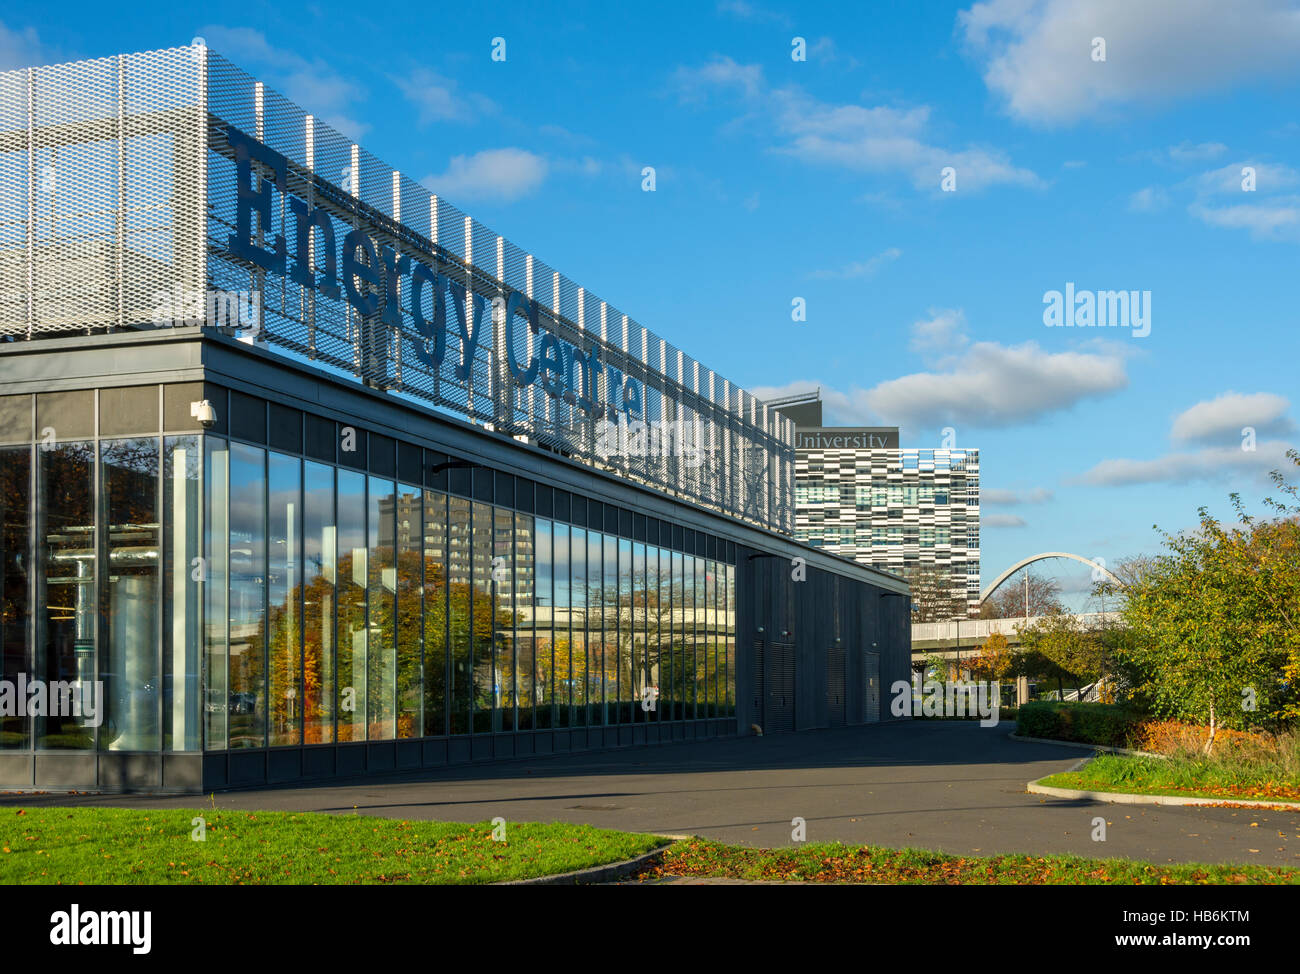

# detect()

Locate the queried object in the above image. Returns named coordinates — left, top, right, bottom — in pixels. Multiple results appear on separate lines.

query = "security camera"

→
left=190, top=400, right=218, bottom=428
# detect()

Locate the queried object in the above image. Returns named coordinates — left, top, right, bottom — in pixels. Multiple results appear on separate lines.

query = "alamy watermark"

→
left=595, top=416, right=705, bottom=468
left=890, top=675, right=1001, bottom=727
left=151, top=285, right=262, bottom=336
left=1043, top=283, right=1150, bottom=338
left=0, top=674, right=103, bottom=727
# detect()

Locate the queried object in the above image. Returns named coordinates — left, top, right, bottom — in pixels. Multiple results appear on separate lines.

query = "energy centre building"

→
left=0, top=47, right=909, bottom=793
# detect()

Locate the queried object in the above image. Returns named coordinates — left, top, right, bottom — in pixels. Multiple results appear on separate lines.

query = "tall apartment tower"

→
left=773, top=392, right=981, bottom=616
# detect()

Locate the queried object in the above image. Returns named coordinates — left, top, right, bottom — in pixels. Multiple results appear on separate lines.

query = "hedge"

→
left=1015, top=701, right=1143, bottom=748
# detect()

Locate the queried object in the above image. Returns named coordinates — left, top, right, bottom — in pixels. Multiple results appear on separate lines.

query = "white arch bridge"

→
left=978, top=551, right=1123, bottom=606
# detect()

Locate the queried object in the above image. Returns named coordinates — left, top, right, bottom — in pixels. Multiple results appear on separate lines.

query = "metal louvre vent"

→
left=863, top=651, right=880, bottom=723
left=0, top=46, right=794, bottom=535
left=827, top=642, right=846, bottom=727
left=766, top=640, right=795, bottom=734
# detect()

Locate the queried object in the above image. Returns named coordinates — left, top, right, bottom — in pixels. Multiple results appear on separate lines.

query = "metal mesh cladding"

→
left=0, top=46, right=794, bottom=534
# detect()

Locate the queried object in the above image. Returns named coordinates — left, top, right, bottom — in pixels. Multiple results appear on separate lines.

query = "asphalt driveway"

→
left=4, top=721, right=1296, bottom=867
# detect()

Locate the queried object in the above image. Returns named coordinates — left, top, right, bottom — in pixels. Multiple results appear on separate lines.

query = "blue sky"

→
left=7, top=0, right=1299, bottom=609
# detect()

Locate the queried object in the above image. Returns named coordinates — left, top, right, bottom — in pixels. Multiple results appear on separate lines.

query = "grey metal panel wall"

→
left=733, top=544, right=910, bottom=736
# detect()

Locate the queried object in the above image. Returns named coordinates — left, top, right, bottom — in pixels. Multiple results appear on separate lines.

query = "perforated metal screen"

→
left=0, top=46, right=794, bottom=534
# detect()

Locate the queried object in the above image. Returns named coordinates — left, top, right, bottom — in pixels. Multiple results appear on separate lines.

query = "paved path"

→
left=4, top=722, right=1296, bottom=866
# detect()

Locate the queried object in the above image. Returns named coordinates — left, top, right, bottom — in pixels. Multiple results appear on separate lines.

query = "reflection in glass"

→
left=303, top=461, right=335, bottom=743
left=514, top=513, right=534, bottom=730
left=448, top=496, right=471, bottom=734
left=228, top=443, right=266, bottom=748
left=570, top=526, right=586, bottom=727
left=396, top=483, right=421, bottom=738
left=368, top=477, right=396, bottom=740
left=471, top=501, right=494, bottom=733
left=99, top=438, right=161, bottom=751
left=336, top=470, right=366, bottom=742
left=494, top=507, right=514, bottom=733
left=534, top=519, right=552, bottom=729
left=586, top=530, right=603, bottom=726
left=423, top=490, right=447, bottom=736
left=694, top=556, right=706, bottom=720
left=617, top=538, right=632, bottom=724
left=38, top=441, right=96, bottom=749
left=632, top=543, right=645, bottom=721
left=164, top=436, right=201, bottom=751
left=552, top=522, right=570, bottom=728
left=602, top=533, right=618, bottom=724
left=0, top=447, right=30, bottom=749
left=268, top=453, right=301, bottom=746
left=652, top=548, right=669, bottom=722
left=676, top=551, right=686, bottom=717
left=204, top=438, right=228, bottom=750
left=726, top=563, right=736, bottom=717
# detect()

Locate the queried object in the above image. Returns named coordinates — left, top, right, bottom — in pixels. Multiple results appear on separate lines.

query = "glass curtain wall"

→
left=5, top=424, right=740, bottom=759
left=303, top=461, right=335, bottom=743
left=396, top=483, right=422, bottom=738
left=0, top=445, right=30, bottom=750
left=100, top=438, right=160, bottom=751
left=423, top=489, right=447, bottom=737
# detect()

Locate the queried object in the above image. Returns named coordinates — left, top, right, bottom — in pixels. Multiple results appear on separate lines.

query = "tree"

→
left=904, top=565, right=969, bottom=622
left=979, top=570, right=1064, bottom=620
left=1106, top=449, right=1300, bottom=748
left=966, top=632, right=1015, bottom=682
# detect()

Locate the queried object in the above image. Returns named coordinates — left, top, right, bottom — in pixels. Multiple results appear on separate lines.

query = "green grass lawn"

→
left=0, top=807, right=666, bottom=885
left=1039, top=754, right=1300, bottom=804
left=633, top=839, right=1300, bottom=885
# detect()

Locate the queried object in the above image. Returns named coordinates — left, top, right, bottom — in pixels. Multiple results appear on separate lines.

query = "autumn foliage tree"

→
left=1103, top=449, right=1300, bottom=750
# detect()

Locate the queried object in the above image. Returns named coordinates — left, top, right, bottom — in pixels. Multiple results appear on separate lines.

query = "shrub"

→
left=1016, top=701, right=1141, bottom=747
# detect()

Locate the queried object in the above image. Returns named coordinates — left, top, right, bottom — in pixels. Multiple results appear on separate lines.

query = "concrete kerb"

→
left=1008, top=732, right=1163, bottom=759
left=1014, top=736, right=1300, bottom=811
left=496, top=836, right=693, bottom=886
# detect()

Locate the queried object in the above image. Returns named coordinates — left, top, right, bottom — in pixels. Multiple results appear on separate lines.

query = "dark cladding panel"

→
left=369, top=433, right=396, bottom=477
left=0, top=395, right=32, bottom=444
left=99, top=385, right=159, bottom=436
left=268, top=402, right=303, bottom=454
left=398, top=441, right=422, bottom=485
left=515, top=478, right=534, bottom=514
left=163, top=382, right=207, bottom=432
left=37, top=390, right=93, bottom=440
left=304, top=414, right=336, bottom=462
left=229, top=391, right=266, bottom=443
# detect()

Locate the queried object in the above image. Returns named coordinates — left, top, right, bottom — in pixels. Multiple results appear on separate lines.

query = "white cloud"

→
left=863, top=339, right=1128, bottom=429
left=673, top=55, right=763, bottom=101
left=0, top=20, right=54, bottom=70
left=908, top=308, right=970, bottom=361
left=770, top=86, right=1041, bottom=191
left=809, top=247, right=901, bottom=280
left=716, top=0, right=792, bottom=26
left=982, top=513, right=1028, bottom=527
left=1167, top=141, right=1228, bottom=164
left=393, top=68, right=496, bottom=125
left=753, top=337, right=1127, bottom=431
left=1188, top=197, right=1300, bottom=240
left=673, top=56, right=1040, bottom=192
left=983, top=487, right=1054, bottom=505
left=199, top=26, right=370, bottom=137
left=1128, top=186, right=1168, bottom=212
left=1072, top=440, right=1295, bottom=486
left=1193, top=161, right=1300, bottom=195
left=1171, top=392, right=1294, bottom=443
left=421, top=148, right=548, bottom=202
left=959, top=0, right=1300, bottom=124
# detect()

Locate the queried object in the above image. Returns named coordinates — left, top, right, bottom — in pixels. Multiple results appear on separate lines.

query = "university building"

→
left=0, top=47, right=910, bottom=793
left=776, top=393, right=981, bottom=615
